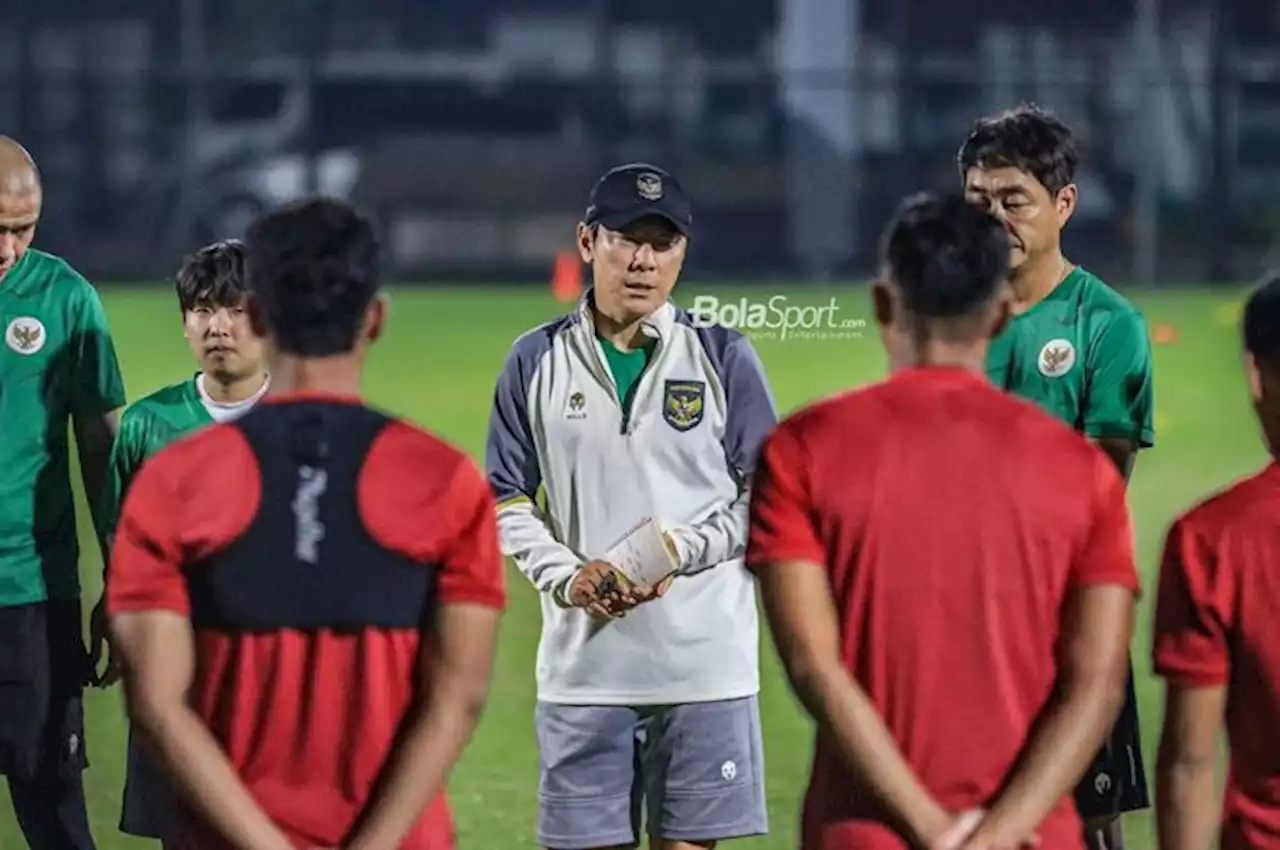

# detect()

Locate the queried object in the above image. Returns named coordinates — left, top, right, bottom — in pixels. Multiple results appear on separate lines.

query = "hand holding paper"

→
left=604, top=517, right=679, bottom=588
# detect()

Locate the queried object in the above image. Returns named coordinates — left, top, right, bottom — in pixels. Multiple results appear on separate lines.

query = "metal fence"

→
left=1, top=0, right=1276, bottom=284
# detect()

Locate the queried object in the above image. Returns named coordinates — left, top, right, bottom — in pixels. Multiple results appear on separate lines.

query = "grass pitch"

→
left=0, top=283, right=1257, bottom=849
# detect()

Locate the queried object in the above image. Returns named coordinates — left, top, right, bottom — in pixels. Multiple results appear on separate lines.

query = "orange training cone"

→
left=1151, top=322, right=1179, bottom=345
left=552, top=251, right=583, bottom=302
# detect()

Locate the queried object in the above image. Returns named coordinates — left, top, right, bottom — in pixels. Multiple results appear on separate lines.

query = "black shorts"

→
left=0, top=600, right=91, bottom=782
left=1074, top=664, right=1150, bottom=819
left=120, top=725, right=175, bottom=838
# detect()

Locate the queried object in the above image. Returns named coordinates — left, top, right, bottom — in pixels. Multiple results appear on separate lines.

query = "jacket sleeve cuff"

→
left=551, top=568, right=580, bottom=608
left=666, top=528, right=695, bottom=575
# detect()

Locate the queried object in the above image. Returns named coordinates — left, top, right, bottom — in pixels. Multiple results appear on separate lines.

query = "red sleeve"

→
left=1069, top=450, right=1140, bottom=591
left=105, top=451, right=191, bottom=616
left=438, top=457, right=506, bottom=609
left=1152, top=516, right=1230, bottom=687
left=361, top=422, right=507, bottom=610
left=745, top=423, right=825, bottom=570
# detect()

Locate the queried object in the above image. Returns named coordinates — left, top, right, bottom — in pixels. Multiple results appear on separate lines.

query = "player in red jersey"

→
left=746, top=192, right=1139, bottom=850
left=1152, top=272, right=1280, bottom=850
left=106, top=197, right=505, bottom=850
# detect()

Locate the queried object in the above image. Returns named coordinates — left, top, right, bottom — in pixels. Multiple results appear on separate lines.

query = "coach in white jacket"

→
left=486, top=163, right=778, bottom=850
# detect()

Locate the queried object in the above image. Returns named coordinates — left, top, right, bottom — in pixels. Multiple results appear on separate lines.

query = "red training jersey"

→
left=106, top=392, right=506, bottom=850
left=746, top=367, right=1139, bottom=850
left=1153, top=462, right=1280, bottom=850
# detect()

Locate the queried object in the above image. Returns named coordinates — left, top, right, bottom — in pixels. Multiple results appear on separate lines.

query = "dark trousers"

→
left=8, top=770, right=97, bottom=850
left=0, top=600, right=97, bottom=850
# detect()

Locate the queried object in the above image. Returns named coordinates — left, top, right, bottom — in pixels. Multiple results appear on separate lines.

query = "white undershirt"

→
left=197, top=373, right=270, bottom=423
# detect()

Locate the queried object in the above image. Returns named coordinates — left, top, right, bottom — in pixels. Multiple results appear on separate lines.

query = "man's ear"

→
left=246, top=294, right=269, bottom=339
left=577, top=222, right=595, bottom=264
left=1055, top=184, right=1078, bottom=229
left=1245, top=350, right=1264, bottom=405
left=871, top=279, right=894, bottom=329
left=364, top=295, right=387, bottom=344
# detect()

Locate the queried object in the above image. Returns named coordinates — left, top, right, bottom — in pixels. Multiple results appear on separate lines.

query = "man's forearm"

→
left=136, top=705, right=293, bottom=850
left=669, top=491, right=749, bottom=575
left=1093, top=438, right=1137, bottom=484
left=1156, top=759, right=1218, bottom=850
left=346, top=696, right=486, bottom=850
left=498, top=501, right=584, bottom=598
left=982, top=682, right=1126, bottom=839
left=792, top=662, right=948, bottom=845
left=79, top=443, right=112, bottom=562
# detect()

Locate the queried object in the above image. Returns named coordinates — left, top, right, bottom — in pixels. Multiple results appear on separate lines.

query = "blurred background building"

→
left=0, top=0, right=1274, bottom=284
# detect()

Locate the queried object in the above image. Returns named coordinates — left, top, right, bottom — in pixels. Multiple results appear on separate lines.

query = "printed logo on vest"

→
left=292, top=465, right=328, bottom=563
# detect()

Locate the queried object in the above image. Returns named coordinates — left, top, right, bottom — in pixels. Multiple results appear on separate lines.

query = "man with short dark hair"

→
left=95, top=238, right=269, bottom=843
left=107, top=198, right=505, bottom=850
left=0, top=135, right=124, bottom=850
left=959, top=103, right=1155, bottom=850
left=748, top=191, right=1138, bottom=850
left=1153, top=272, right=1280, bottom=850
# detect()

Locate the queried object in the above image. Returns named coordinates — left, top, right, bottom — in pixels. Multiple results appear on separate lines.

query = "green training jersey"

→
left=0, top=249, right=126, bottom=606
left=986, top=266, right=1155, bottom=447
left=96, top=377, right=213, bottom=552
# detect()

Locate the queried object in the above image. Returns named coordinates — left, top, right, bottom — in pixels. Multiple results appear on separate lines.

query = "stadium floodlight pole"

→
left=1133, top=0, right=1161, bottom=285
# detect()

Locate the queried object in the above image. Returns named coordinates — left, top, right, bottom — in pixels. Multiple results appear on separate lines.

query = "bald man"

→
left=0, top=137, right=125, bottom=850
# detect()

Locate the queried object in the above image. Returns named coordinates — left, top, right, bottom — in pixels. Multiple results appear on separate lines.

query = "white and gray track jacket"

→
left=485, top=293, right=777, bottom=705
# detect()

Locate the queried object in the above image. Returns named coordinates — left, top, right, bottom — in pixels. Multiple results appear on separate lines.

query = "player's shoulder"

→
left=371, top=416, right=474, bottom=468
left=129, top=420, right=251, bottom=505
left=999, top=385, right=1106, bottom=456
left=505, top=311, right=579, bottom=371
left=776, top=386, right=860, bottom=434
left=122, top=377, right=196, bottom=425
left=20, top=249, right=98, bottom=300
left=367, top=416, right=486, bottom=499
left=1073, top=266, right=1146, bottom=321
left=1174, top=463, right=1280, bottom=541
left=770, top=381, right=901, bottom=452
left=155, top=419, right=244, bottom=462
left=949, top=376, right=1112, bottom=473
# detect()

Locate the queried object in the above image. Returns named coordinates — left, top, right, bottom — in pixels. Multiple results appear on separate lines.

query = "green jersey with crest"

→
left=986, top=267, right=1155, bottom=447
left=96, top=377, right=213, bottom=553
left=0, top=249, right=126, bottom=606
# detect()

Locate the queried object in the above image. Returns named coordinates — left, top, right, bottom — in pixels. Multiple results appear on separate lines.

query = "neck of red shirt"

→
left=264, top=353, right=364, bottom=403
left=888, top=345, right=989, bottom=378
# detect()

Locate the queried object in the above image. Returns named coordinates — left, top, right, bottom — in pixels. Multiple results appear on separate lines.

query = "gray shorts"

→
left=535, top=695, right=768, bottom=849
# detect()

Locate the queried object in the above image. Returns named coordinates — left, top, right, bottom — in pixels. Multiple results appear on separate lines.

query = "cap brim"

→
left=593, top=208, right=690, bottom=237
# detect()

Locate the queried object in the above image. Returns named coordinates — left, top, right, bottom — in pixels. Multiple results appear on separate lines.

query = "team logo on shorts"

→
left=4, top=316, right=45, bottom=355
left=1038, top=338, right=1076, bottom=377
left=663, top=380, right=705, bottom=431
left=636, top=172, right=664, bottom=201
left=566, top=391, right=587, bottom=420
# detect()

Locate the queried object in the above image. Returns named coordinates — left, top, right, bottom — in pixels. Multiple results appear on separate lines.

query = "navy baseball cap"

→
left=583, top=163, right=693, bottom=237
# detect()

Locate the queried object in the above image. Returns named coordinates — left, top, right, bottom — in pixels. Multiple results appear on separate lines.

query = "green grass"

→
left=0, top=283, right=1260, bottom=850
